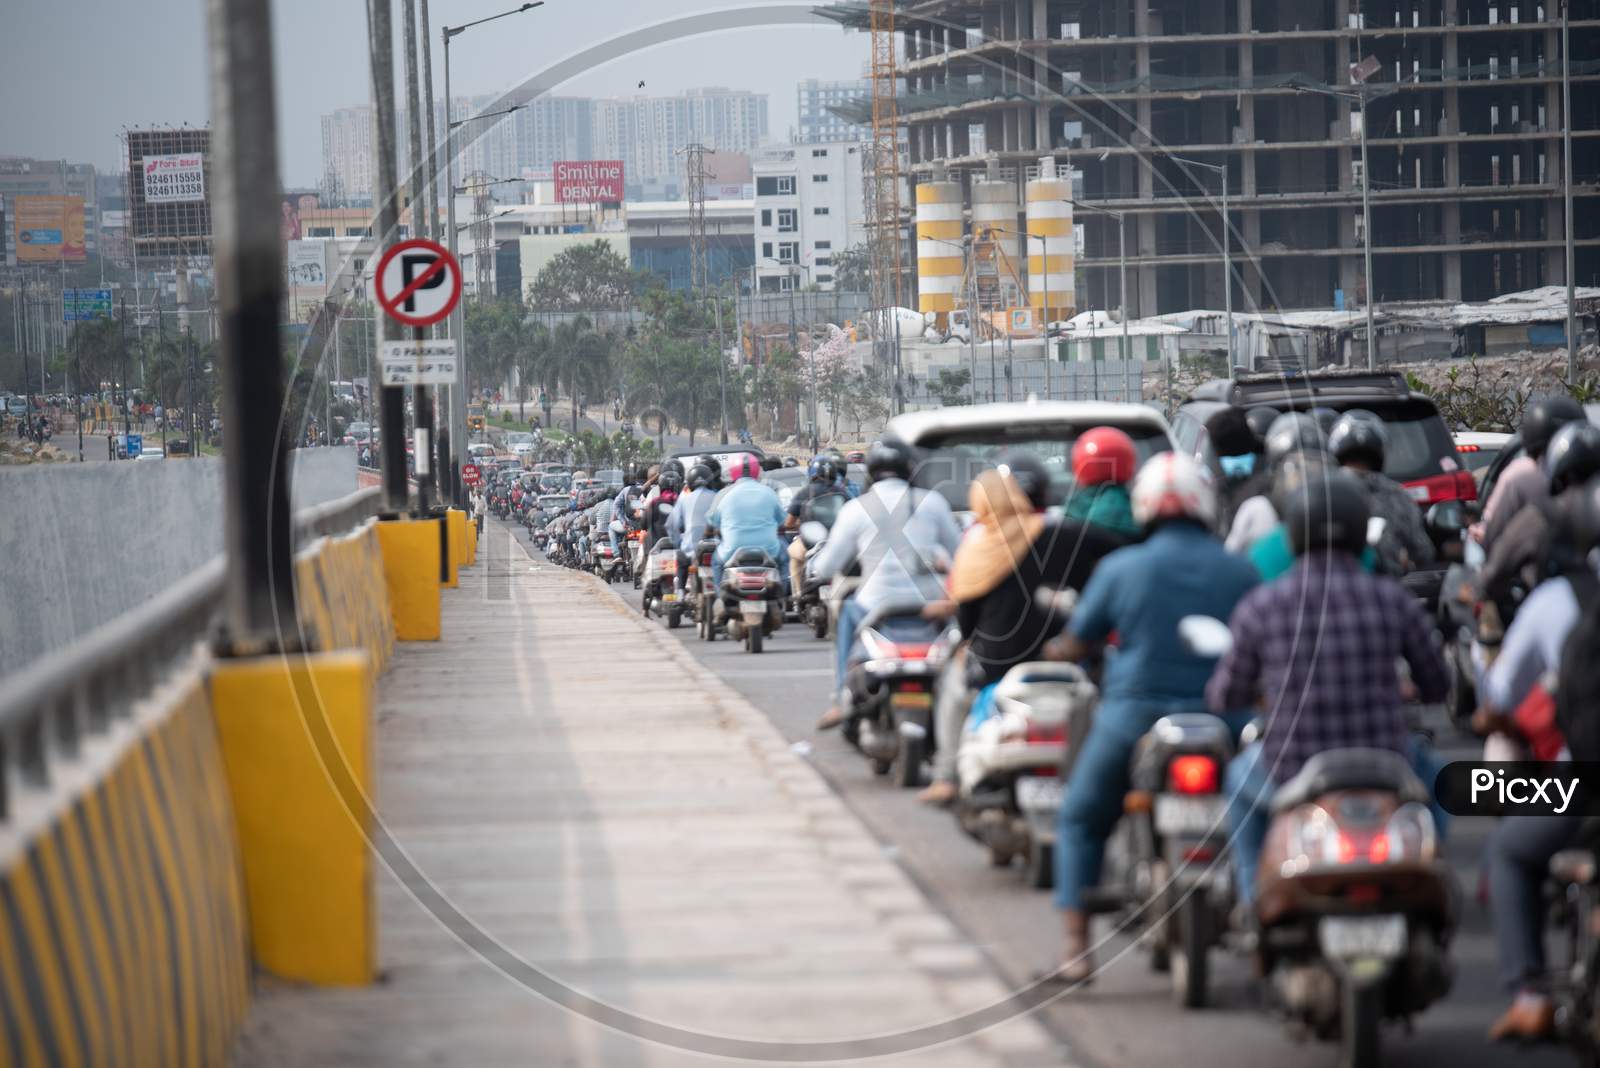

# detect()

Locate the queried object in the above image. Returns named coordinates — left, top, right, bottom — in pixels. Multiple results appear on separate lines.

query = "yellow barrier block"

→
left=448, top=509, right=469, bottom=571
left=210, top=652, right=375, bottom=986
left=376, top=519, right=441, bottom=641
left=438, top=515, right=458, bottom=590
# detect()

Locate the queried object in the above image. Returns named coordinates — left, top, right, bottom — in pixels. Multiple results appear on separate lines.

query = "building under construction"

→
left=823, top=0, right=1600, bottom=322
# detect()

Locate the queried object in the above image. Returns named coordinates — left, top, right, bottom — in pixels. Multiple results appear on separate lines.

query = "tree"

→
left=831, top=243, right=871, bottom=294
left=929, top=367, right=973, bottom=407
left=839, top=365, right=890, bottom=439
left=527, top=240, right=638, bottom=311
left=544, top=315, right=611, bottom=432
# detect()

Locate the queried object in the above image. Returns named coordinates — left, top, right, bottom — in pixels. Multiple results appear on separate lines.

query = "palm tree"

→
left=509, top=318, right=548, bottom=423
left=543, top=315, right=610, bottom=433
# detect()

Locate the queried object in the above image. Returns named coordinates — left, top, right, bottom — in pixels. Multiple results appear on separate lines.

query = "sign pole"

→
left=413, top=324, right=434, bottom=511
left=370, top=0, right=410, bottom=515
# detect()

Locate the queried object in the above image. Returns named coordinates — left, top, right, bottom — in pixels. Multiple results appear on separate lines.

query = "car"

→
left=888, top=400, right=1176, bottom=512
left=134, top=447, right=165, bottom=461
left=1173, top=371, right=1475, bottom=508
left=505, top=431, right=538, bottom=458
left=467, top=442, right=495, bottom=463
left=1451, top=431, right=1512, bottom=484
left=6, top=397, right=28, bottom=417
left=593, top=468, right=624, bottom=490
left=346, top=421, right=372, bottom=443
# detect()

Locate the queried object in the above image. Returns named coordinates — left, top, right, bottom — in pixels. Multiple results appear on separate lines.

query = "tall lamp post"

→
left=442, top=2, right=543, bottom=505
left=1161, top=154, right=1234, bottom=375
left=1563, top=0, right=1579, bottom=384
left=1296, top=84, right=1378, bottom=369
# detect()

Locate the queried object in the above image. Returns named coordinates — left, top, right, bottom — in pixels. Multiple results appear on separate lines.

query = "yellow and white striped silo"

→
left=915, top=175, right=964, bottom=323
left=971, top=173, right=1017, bottom=254
left=1026, top=157, right=1075, bottom=325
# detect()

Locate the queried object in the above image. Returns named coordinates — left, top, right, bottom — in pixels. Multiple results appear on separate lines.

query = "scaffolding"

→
left=680, top=143, right=711, bottom=293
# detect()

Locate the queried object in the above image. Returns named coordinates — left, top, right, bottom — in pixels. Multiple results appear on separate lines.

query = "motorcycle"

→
left=841, top=602, right=950, bottom=786
left=641, top=537, right=683, bottom=627
left=1545, top=820, right=1600, bottom=1063
left=715, top=547, right=784, bottom=653
left=794, top=505, right=845, bottom=639
left=954, top=659, right=1097, bottom=888
left=693, top=537, right=719, bottom=641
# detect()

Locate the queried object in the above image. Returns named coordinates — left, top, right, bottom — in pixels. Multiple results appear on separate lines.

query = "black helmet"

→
left=698, top=454, right=723, bottom=482
left=1284, top=468, right=1371, bottom=557
left=660, top=457, right=686, bottom=480
left=1244, top=405, right=1282, bottom=447
left=1327, top=410, right=1389, bottom=471
left=1264, top=412, right=1327, bottom=467
left=1268, top=451, right=1336, bottom=517
left=865, top=435, right=915, bottom=483
left=658, top=469, right=683, bottom=493
left=807, top=455, right=838, bottom=483
left=1570, top=476, right=1600, bottom=555
left=1522, top=394, right=1585, bottom=459
left=1543, top=421, right=1600, bottom=494
left=996, top=449, right=1052, bottom=510
left=687, top=463, right=713, bottom=490
left=1308, top=407, right=1342, bottom=436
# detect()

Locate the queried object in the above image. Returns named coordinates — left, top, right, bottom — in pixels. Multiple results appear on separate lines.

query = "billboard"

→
left=64, top=288, right=113, bottom=322
left=554, top=160, right=624, bottom=204
left=141, top=153, right=206, bottom=204
left=15, top=195, right=87, bottom=263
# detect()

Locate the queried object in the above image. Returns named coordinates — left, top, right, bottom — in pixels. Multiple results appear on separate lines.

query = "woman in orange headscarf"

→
left=918, top=454, right=1128, bottom=805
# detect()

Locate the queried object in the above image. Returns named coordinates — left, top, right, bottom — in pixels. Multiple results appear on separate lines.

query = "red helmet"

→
left=1071, top=427, right=1138, bottom=486
left=726, top=453, right=763, bottom=481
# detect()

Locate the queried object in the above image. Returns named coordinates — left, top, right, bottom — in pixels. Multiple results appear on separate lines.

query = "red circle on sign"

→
left=374, top=238, right=462, bottom=328
left=463, top=463, right=481, bottom=484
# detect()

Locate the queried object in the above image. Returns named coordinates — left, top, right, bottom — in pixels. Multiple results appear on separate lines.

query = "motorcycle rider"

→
left=1471, top=476, right=1600, bottom=1041
left=918, top=451, right=1131, bottom=806
left=611, top=465, right=647, bottom=558
left=1477, top=421, right=1600, bottom=615
left=1327, top=410, right=1435, bottom=573
left=1061, top=427, right=1141, bottom=538
left=1478, top=393, right=1585, bottom=551
left=704, top=454, right=786, bottom=599
left=812, top=436, right=963, bottom=731
left=666, top=462, right=719, bottom=597
left=1224, top=412, right=1326, bottom=554
left=1041, top=452, right=1259, bottom=982
left=783, top=455, right=850, bottom=594
left=1208, top=406, right=1271, bottom=533
left=1207, top=470, right=1450, bottom=911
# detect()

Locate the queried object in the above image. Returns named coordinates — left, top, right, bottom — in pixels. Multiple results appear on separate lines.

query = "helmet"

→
left=1543, top=420, right=1600, bottom=494
left=698, top=454, right=723, bottom=484
left=1523, top=394, right=1586, bottom=459
left=660, top=457, right=686, bottom=480
left=807, top=455, right=839, bottom=483
left=687, top=463, right=713, bottom=490
left=1072, top=426, right=1138, bottom=486
left=1130, top=452, right=1218, bottom=530
left=996, top=450, right=1051, bottom=510
left=1244, top=405, right=1282, bottom=447
left=658, top=469, right=684, bottom=493
left=1268, top=451, right=1336, bottom=517
left=1308, top=407, right=1342, bottom=436
left=1263, top=412, right=1327, bottom=467
left=1283, top=468, right=1371, bottom=557
left=1570, top=476, right=1600, bottom=554
left=726, top=453, right=763, bottom=481
left=1327, top=410, right=1389, bottom=471
left=866, top=435, right=915, bottom=483
left=1204, top=406, right=1258, bottom=459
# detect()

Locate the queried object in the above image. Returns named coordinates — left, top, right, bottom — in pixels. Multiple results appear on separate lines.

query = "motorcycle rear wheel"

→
left=667, top=606, right=682, bottom=629
left=1338, top=980, right=1382, bottom=1068
left=746, top=626, right=763, bottom=654
left=1171, top=895, right=1211, bottom=1008
left=1026, top=839, right=1055, bottom=891
left=894, top=734, right=925, bottom=789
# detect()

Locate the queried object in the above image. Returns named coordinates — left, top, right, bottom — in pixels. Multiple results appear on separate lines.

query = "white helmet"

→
left=1130, top=452, right=1218, bottom=530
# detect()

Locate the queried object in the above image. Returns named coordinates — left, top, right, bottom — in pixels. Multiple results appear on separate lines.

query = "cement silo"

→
left=1025, top=158, right=1074, bottom=325
left=915, top=173, right=964, bottom=324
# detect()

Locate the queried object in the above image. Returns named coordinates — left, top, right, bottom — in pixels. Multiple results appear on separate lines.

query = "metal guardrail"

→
left=0, top=486, right=384, bottom=823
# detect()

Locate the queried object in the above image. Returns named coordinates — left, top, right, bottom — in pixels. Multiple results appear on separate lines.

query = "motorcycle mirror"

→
left=799, top=520, right=829, bottom=549
left=1177, top=615, right=1233, bottom=658
left=1424, top=500, right=1465, bottom=539
left=1366, top=516, right=1390, bottom=545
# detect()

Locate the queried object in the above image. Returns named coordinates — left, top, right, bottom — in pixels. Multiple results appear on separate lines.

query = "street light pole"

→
left=1164, top=156, right=1234, bottom=375
left=1564, top=0, right=1579, bottom=384
left=713, top=291, right=729, bottom=444
left=371, top=0, right=409, bottom=513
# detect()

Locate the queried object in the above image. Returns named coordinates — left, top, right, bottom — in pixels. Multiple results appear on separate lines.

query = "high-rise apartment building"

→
left=752, top=140, right=868, bottom=292
left=319, top=106, right=375, bottom=206
left=795, top=79, right=871, bottom=144
left=592, top=87, right=770, bottom=194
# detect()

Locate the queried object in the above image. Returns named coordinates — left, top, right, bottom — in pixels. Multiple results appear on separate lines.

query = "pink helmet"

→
left=726, top=453, right=763, bottom=481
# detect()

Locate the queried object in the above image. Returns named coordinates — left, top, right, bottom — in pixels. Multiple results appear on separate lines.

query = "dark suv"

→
left=1172, top=371, right=1476, bottom=508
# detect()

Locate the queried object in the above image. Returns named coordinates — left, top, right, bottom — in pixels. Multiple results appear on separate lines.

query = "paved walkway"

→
left=234, top=524, right=1060, bottom=1067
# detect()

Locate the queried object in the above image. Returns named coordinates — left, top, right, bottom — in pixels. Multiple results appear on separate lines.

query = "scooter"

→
left=841, top=603, right=950, bottom=786
left=642, top=537, right=683, bottom=628
left=715, top=547, right=784, bottom=653
left=1544, top=820, right=1600, bottom=1063
left=954, top=660, right=1097, bottom=888
left=1254, top=748, right=1455, bottom=1066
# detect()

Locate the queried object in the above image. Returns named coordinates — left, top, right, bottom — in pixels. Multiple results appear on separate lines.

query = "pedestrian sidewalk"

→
left=234, top=523, right=1061, bottom=1067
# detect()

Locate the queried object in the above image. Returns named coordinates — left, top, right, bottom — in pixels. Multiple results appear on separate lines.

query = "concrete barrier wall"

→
left=0, top=448, right=358, bottom=676
left=0, top=516, right=396, bottom=1064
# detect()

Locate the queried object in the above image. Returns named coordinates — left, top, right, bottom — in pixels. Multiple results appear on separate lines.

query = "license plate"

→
left=662, top=592, right=678, bottom=603
left=1319, top=914, right=1406, bottom=961
left=1017, top=775, right=1064, bottom=812
left=740, top=602, right=766, bottom=620
left=1153, top=795, right=1225, bottom=836
left=889, top=691, right=932, bottom=710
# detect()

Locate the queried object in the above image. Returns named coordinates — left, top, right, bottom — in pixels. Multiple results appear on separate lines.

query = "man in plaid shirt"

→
left=1207, top=472, right=1449, bottom=904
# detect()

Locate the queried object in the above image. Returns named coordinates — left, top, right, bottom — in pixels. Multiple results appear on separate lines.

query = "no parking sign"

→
left=374, top=239, right=461, bottom=329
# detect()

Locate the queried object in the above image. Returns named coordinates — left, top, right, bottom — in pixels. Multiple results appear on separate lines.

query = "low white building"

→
left=751, top=141, right=867, bottom=293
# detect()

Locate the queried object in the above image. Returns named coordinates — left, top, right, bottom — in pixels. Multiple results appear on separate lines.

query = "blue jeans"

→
left=834, top=597, right=869, bottom=699
left=1488, top=812, right=1582, bottom=992
left=1226, top=736, right=1451, bottom=906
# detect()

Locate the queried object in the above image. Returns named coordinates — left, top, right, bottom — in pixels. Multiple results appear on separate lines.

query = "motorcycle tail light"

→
left=1380, top=802, right=1437, bottom=863
left=1025, top=721, right=1066, bottom=745
left=1167, top=755, right=1219, bottom=795
left=897, top=681, right=927, bottom=693
left=736, top=571, right=768, bottom=590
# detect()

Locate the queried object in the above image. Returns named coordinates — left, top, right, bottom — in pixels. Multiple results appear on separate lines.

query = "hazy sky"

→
left=2, top=0, right=869, bottom=187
